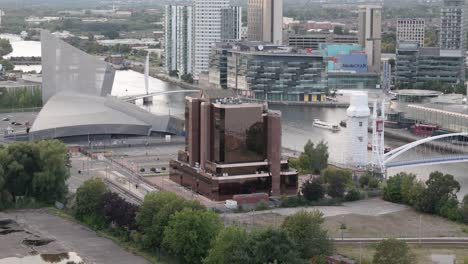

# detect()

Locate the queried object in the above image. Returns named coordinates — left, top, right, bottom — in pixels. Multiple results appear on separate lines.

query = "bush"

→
left=344, top=188, right=361, bottom=202
left=280, top=195, right=308, bottom=207
left=301, top=178, right=324, bottom=201
left=255, top=200, right=269, bottom=211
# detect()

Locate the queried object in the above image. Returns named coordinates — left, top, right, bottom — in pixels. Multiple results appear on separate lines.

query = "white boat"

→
left=313, top=119, right=340, bottom=132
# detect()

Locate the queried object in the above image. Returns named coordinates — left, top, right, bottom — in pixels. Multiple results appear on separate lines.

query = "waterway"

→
left=3, top=34, right=468, bottom=198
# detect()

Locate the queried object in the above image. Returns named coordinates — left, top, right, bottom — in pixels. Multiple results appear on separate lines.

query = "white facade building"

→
left=193, top=0, right=230, bottom=78
left=397, top=18, right=425, bottom=47
left=346, top=93, right=371, bottom=167
left=164, top=5, right=194, bottom=76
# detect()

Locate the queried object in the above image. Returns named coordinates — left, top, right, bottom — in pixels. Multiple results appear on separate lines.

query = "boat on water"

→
left=313, top=119, right=340, bottom=132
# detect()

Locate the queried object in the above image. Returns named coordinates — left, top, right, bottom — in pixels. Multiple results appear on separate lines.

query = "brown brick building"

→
left=169, top=94, right=298, bottom=201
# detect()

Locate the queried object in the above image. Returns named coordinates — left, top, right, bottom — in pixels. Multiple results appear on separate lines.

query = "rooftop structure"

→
left=41, top=30, right=115, bottom=103
left=169, top=95, right=298, bottom=201
left=287, top=33, right=358, bottom=50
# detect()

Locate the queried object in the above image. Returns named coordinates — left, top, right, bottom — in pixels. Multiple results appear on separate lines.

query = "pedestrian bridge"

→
left=120, top=90, right=200, bottom=102
left=383, top=132, right=468, bottom=169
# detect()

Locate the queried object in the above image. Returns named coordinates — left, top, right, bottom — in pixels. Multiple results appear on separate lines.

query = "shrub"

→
left=301, top=178, right=324, bottom=201
left=344, top=188, right=361, bottom=202
left=255, top=200, right=269, bottom=211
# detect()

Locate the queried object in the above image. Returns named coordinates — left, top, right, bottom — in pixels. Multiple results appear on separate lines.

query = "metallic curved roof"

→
left=30, top=91, right=182, bottom=140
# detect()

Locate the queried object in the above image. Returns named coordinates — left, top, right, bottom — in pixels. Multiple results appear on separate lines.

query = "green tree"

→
left=299, top=140, right=329, bottom=174
left=321, top=168, right=351, bottom=198
left=181, top=73, right=194, bottom=84
left=373, top=239, right=415, bottom=264
left=414, top=171, right=460, bottom=214
left=249, top=227, right=302, bottom=264
left=31, top=140, right=70, bottom=203
left=0, top=59, right=14, bottom=71
left=301, top=178, right=324, bottom=201
left=281, top=211, right=333, bottom=260
left=204, top=225, right=252, bottom=264
left=103, top=30, right=119, bottom=39
left=74, top=178, right=107, bottom=220
left=0, top=39, right=13, bottom=57
left=136, top=191, right=204, bottom=249
left=460, top=194, right=468, bottom=223
left=162, top=208, right=223, bottom=264
left=383, top=173, right=405, bottom=203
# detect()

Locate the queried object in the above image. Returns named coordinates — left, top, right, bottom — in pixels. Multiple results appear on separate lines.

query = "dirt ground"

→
left=336, top=244, right=468, bottom=264
left=221, top=198, right=468, bottom=239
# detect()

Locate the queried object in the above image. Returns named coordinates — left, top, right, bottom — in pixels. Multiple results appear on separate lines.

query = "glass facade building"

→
left=209, top=42, right=327, bottom=102
left=170, top=95, right=298, bottom=201
left=396, top=42, right=465, bottom=87
left=328, top=72, right=380, bottom=90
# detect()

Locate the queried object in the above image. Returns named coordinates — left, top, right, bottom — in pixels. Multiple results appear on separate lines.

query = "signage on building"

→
left=336, top=54, right=368, bottom=73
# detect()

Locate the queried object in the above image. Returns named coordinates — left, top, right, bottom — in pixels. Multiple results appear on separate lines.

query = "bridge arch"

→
left=383, top=132, right=468, bottom=166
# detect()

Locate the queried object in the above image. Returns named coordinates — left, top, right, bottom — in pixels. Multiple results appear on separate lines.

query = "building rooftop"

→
left=391, top=89, right=443, bottom=97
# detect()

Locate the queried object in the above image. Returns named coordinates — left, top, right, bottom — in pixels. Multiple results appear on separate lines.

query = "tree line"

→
left=0, top=140, right=70, bottom=210
left=73, top=178, right=333, bottom=264
left=384, top=171, right=468, bottom=223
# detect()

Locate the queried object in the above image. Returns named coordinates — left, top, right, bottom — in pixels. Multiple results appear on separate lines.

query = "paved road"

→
left=1, top=210, right=150, bottom=264
left=222, top=198, right=408, bottom=220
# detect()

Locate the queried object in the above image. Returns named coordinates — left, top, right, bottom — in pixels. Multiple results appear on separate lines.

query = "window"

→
left=359, top=121, right=363, bottom=127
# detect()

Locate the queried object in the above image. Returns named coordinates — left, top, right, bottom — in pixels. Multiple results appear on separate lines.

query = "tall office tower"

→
left=193, top=0, right=229, bottom=78
left=440, top=0, right=466, bottom=82
left=164, top=5, right=194, bottom=75
left=247, top=0, right=283, bottom=44
left=440, top=0, right=467, bottom=54
left=397, top=18, right=425, bottom=47
left=221, top=5, right=242, bottom=41
left=358, top=5, right=382, bottom=73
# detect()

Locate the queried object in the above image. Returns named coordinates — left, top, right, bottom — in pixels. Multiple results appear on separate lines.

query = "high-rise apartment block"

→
left=358, top=5, right=382, bottom=73
left=193, top=0, right=230, bottom=77
left=440, top=0, right=467, bottom=54
left=397, top=18, right=425, bottom=47
left=170, top=93, right=298, bottom=201
left=221, top=5, right=242, bottom=41
left=164, top=5, right=194, bottom=75
left=247, top=0, right=283, bottom=44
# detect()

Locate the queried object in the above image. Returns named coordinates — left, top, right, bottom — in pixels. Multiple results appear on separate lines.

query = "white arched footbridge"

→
left=383, top=132, right=468, bottom=170
left=121, top=90, right=200, bottom=102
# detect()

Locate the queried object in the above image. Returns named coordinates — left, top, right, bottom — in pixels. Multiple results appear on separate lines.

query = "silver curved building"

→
left=30, top=31, right=183, bottom=140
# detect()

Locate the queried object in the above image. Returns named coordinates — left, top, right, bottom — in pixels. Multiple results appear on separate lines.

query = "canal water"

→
left=3, top=34, right=468, bottom=198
